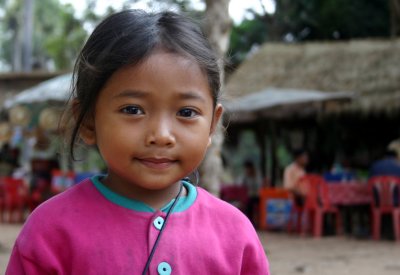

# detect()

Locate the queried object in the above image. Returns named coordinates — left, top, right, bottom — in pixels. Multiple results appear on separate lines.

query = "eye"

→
left=121, top=105, right=144, bottom=115
left=177, top=108, right=199, bottom=118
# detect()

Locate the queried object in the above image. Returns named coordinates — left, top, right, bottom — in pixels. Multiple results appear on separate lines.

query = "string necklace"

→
left=142, top=183, right=183, bottom=275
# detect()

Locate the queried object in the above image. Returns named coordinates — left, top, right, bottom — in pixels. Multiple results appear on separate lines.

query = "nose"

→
left=145, top=117, right=176, bottom=147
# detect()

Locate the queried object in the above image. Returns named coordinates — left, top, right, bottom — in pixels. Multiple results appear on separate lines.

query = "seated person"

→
left=283, top=149, right=309, bottom=206
left=369, top=140, right=400, bottom=177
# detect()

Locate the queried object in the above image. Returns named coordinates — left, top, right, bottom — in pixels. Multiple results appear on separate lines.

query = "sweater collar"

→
left=91, top=175, right=197, bottom=213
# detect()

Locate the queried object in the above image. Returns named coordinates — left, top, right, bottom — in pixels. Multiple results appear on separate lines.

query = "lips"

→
left=137, top=157, right=176, bottom=169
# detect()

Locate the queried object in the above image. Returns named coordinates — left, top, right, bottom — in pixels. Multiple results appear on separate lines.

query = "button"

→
left=153, top=216, right=164, bottom=230
left=157, top=262, right=172, bottom=275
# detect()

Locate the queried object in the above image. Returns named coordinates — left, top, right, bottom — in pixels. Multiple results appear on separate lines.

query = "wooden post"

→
left=255, top=122, right=267, bottom=179
left=268, top=122, right=278, bottom=187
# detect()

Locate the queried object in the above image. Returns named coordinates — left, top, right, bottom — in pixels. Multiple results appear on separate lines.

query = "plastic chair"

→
left=51, top=170, right=76, bottom=194
left=0, top=182, right=4, bottom=222
left=287, top=195, right=305, bottom=234
left=299, top=174, right=342, bottom=237
left=1, top=177, right=28, bottom=223
left=27, top=178, right=51, bottom=212
left=369, top=176, right=400, bottom=241
left=287, top=176, right=312, bottom=234
left=220, top=185, right=248, bottom=213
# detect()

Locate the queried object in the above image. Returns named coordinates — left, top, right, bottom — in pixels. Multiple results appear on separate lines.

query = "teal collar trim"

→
left=91, top=175, right=197, bottom=213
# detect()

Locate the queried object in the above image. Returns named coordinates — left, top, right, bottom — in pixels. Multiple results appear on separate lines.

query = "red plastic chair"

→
left=220, top=185, right=248, bottom=213
left=0, top=182, right=4, bottom=222
left=287, top=175, right=313, bottom=234
left=369, top=176, right=400, bottom=241
left=1, top=177, right=28, bottom=223
left=298, top=174, right=342, bottom=237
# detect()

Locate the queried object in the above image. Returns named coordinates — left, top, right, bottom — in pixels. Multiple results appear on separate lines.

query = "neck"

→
left=101, top=176, right=185, bottom=210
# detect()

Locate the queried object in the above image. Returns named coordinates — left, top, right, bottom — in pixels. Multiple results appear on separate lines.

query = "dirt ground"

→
left=1, top=224, right=400, bottom=274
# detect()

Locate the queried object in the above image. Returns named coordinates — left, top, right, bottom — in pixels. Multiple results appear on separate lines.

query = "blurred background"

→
left=1, top=1, right=400, bottom=274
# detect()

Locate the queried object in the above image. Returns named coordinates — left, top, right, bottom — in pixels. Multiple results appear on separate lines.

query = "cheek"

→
left=95, top=126, right=133, bottom=154
left=184, top=131, right=211, bottom=157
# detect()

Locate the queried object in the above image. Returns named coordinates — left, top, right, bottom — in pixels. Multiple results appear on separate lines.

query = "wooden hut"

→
left=223, top=39, right=400, bottom=185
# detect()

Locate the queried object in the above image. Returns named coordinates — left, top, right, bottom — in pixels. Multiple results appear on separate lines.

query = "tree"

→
left=200, top=0, right=232, bottom=195
left=390, top=0, right=400, bottom=36
left=228, top=18, right=268, bottom=69
left=0, top=0, right=87, bottom=72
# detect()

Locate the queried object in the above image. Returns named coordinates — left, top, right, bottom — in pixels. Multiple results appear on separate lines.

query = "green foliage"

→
left=0, top=0, right=22, bottom=68
left=228, top=19, right=268, bottom=68
left=34, top=1, right=88, bottom=69
left=0, top=0, right=88, bottom=71
left=291, top=0, right=390, bottom=40
left=227, top=0, right=391, bottom=67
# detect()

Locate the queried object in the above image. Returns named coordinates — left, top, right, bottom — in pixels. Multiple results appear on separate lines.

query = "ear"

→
left=208, top=104, right=224, bottom=147
left=72, top=99, right=97, bottom=145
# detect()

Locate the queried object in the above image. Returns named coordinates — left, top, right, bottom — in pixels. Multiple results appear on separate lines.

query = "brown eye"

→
left=121, top=106, right=144, bottom=115
left=177, top=108, right=198, bottom=118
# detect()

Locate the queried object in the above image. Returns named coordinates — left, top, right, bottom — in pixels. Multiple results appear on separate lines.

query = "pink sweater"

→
left=7, top=176, right=270, bottom=274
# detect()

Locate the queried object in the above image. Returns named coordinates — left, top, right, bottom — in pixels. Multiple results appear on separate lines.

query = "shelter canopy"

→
left=223, top=88, right=354, bottom=122
left=4, top=73, right=72, bottom=109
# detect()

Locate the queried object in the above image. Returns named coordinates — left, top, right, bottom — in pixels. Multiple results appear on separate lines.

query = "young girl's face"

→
left=80, top=50, right=223, bottom=194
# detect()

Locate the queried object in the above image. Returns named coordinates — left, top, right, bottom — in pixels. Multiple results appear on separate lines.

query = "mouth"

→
left=137, top=157, right=177, bottom=169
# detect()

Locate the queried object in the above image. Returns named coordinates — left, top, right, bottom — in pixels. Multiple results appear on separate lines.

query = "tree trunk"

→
left=22, top=0, right=34, bottom=72
left=11, top=22, right=22, bottom=72
left=390, top=0, right=400, bottom=37
left=200, top=0, right=231, bottom=196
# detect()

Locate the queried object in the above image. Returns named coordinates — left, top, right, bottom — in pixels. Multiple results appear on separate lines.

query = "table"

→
left=327, top=182, right=371, bottom=237
left=327, top=182, right=371, bottom=206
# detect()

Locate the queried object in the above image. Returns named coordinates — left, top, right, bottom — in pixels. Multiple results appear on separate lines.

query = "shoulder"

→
left=192, top=187, right=270, bottom=274
left=195, top=187, right=244, bottom=213
left=194, top=187, right=255, bottom=233
left=17, top=179, right=98, bottom=245
left=284, top=163, right=295, bottom=173
left=30, top=178, right=96, bottom=217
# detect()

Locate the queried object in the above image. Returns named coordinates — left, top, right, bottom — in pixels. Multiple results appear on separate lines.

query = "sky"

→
left=60, top=0, right=275, bottom=24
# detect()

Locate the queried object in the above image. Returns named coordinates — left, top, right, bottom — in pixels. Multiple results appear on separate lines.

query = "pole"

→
left=22, top=0, right=34, bottom=72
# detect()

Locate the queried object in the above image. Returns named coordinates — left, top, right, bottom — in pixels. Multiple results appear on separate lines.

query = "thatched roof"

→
left=224, top=39, right=400, bottom=114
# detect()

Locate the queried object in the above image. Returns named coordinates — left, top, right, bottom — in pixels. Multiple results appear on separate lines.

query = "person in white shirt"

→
left=283, top=149, right=309, bottom=206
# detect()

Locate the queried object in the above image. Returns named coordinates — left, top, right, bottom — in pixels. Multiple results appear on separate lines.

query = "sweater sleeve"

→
left=240, top=235, right=270, bottom=275
left=6, top=243, right=48, bottom=275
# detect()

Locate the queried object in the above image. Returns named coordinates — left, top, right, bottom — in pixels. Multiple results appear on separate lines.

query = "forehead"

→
left=98, top=51, right=212, bottom=102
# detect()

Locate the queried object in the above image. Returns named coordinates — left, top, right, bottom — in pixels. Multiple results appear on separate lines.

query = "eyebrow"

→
left=177, top=91, right=207, bottom=103
left=113, top=90, right=149, bottom=99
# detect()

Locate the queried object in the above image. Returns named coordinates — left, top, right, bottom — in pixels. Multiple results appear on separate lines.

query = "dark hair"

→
left=243, top=160, right=255, bottom=169
left=68, top=9, right=221, bottom=159
left=385, top=150, right=398, bottom=157
left=292, top=148, right=307, bottom=159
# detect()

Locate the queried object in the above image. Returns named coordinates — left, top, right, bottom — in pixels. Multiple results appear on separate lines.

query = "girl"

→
left=7, top=10, right=270, bottom=275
